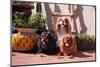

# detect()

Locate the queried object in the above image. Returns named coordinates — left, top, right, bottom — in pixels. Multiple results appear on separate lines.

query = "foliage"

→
left=12, top=12, right=47, bottom=29
left=28, top=12, right=47, bottom=29
left=12, top=12, right=28, bottom=28
left=75, top=35, right=96, bottom=50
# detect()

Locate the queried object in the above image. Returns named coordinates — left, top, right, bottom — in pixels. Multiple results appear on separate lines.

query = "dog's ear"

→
left=62, top=36, right=66, bottom=44
left=70, top=36, right=73, bottom=44
left=56, top=18, right=61, bottom=32
left=64, top=20, right=71, bottom=34
left=36, top=29, right=42, bottom=35
left=64, top=18, right=69, bottom=24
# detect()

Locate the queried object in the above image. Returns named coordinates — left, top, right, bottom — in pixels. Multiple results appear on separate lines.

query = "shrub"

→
left=75, top=35, right=96, bottom=50
left=12, top=12, right=47, bottom=29
left=28, top=12, right=47, bottom=29
left=12, top=12, right=28, bottom=28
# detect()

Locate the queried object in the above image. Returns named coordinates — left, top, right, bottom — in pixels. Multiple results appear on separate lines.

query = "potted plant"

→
left=28, top=12, right=47, bottom=30
left=12, top=11, right=47, bottom=52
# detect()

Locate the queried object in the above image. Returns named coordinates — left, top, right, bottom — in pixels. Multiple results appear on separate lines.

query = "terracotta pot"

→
left=16, top=28, right=37, bottom=33
left=12, top=28, right=37, bottom=52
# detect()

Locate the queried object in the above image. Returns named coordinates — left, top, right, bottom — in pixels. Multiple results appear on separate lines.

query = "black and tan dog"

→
left=38, top=31, right=58, bottom=57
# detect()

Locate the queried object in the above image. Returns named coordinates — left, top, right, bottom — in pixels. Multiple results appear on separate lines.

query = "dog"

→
left=56, top=17, right=72, bottom=46
left=40, top=32, right=49, bottom=50
left=58, top=34, right=77, bottom=59
left=56, top=17, right=71, bottom=34
left=38, top=31, right=58, bottom=57
left=56, top=17, right=77, bottom=58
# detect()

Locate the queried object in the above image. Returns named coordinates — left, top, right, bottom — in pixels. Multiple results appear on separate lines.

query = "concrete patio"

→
left=12, top=51, right=96, bottom=66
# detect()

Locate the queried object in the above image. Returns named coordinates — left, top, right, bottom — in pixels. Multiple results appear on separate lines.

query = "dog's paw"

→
left=69, top=55, right=74, bottom=59
left=40, top=54, right=47, bottom=57
left=57, top=56, right=61, bottom=59
left=40, top=55, right=45, bottom=57
left=57, top=56, right=64, bottom=59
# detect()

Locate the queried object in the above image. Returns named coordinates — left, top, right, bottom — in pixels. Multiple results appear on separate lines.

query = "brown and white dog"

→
left=58, top=34, right=77, bottom=58
left=56, top=17, right=71, bottom=34
left=56, top=17, right=77, bottom=58
left=56, top=17, right=72, bottom=45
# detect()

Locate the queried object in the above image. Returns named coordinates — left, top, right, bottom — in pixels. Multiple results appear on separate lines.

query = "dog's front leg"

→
left=57, top=41, right=64, bottom=59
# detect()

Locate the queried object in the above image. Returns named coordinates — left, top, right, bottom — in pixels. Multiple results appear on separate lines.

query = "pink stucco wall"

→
left=32, top=3, right=95, bottom=35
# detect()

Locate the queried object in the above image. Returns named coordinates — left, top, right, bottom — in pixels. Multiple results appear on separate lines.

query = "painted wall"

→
left=32, top=3, right=96, bottom=36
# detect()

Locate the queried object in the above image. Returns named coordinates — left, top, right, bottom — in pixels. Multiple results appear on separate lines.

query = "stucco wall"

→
left=32, top=3, right=95, bottom=36
left=73, top=5, right=95, bottom=35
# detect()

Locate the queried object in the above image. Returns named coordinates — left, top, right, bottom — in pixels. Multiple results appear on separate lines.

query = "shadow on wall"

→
left=54, top=4, right=61, bottom=13
left=53, top=4, right=61, bottom=29
left=44, top=3, right=53, bottom=31
left=44, top=3, right=61, bottom=31
left=73, top=5, right=87, bottom=34
left=44, top=4, right=87, bottom=35
left=44, top=3, right=60, bottom=39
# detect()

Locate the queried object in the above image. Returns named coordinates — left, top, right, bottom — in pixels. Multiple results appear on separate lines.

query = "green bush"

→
left=12, top=12, right=28, bottom=28
left=75, top=35, right=96, bottom=50
left=28, top=12, right=47, bottom=29
left=12, top=12, right=47, bottom=29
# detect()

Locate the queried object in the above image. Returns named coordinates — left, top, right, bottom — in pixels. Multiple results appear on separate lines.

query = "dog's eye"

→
left=68, top=39, right=70, bottom=42
left=64, top=39, right=67, bottom=43
left=44, top=38, right=47, bottom=39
